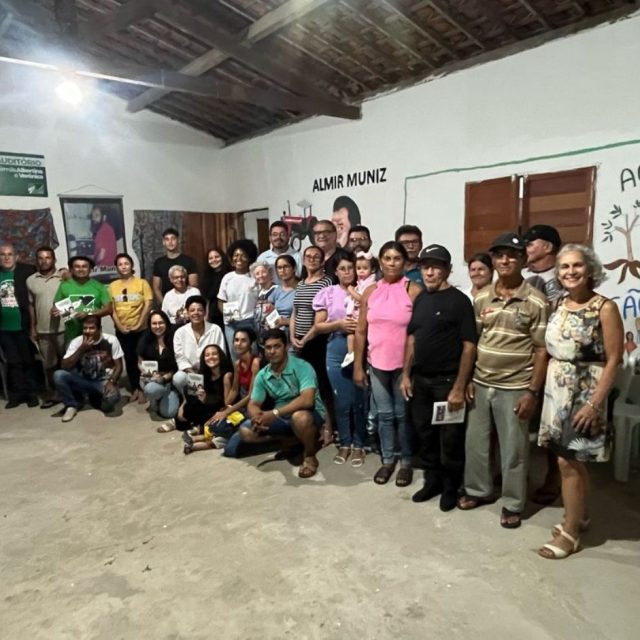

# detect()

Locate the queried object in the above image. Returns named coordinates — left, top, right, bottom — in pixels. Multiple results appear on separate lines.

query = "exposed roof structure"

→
left=0, top=0, right=637, bottom=144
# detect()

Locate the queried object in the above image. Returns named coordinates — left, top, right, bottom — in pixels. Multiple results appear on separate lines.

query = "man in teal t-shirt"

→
left=53, top=256, right=112, bottom=342
left=0, top=243, right=37, bottom=407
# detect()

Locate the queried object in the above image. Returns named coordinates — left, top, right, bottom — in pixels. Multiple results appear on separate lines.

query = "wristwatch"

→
left=273, top=408, right=280, bottom=417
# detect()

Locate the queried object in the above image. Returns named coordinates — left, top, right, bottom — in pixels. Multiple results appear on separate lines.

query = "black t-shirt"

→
left=136, top=334, right=178, bottom=373
left=408, top=286, right=477, bottom=377
left=153, top=254, right=198, bottom=296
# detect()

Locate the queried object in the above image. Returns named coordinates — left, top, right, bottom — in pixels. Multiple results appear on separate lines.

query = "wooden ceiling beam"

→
left=427, top=0, right=488, bottom=50
left=338, top=0, right=436, bottom=69
left=379, top=0, right=460, bottom=60
left=80, top=0, right=159, bottom=41
left=128, top=0, right=332, bottom=113
left=482, top=0, right=522, bottom=41
left=516, top=0, right=552, bottom=30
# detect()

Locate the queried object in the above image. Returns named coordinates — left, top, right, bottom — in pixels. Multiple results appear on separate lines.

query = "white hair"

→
left=555, top=243, right=606, bottom=288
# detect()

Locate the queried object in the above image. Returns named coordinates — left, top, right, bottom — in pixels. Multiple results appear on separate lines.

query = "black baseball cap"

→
left=489, top=233, right=526, bottom=253
left=523, top=224, right=562, bottom=249
left=419, top=244, right=451, bottom=265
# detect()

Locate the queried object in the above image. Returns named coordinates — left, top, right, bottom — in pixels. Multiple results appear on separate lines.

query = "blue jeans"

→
left=326, top=333, right=366, bottom=448
left=53, top=369, right=120, bottom=411
left=140, top=379, right=179, bottom=418
left=224, top=318, right=255, bottom=361
left=369, top=366, right=411, bottom=465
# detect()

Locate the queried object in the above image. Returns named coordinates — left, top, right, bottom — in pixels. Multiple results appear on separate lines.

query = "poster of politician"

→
left=60, top=196, right=126, bottom=282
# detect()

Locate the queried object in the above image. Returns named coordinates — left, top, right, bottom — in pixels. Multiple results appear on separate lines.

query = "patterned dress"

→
left=538, top=295, right=610, bottom=462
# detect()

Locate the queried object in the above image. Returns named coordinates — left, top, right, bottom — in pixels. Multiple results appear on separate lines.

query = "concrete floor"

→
left=1, top=399, right=639, bottom=640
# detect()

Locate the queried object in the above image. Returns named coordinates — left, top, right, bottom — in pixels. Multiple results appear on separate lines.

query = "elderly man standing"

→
left=401, top=245, right=477, bottom=511
left=27, top=246, right=67, bottom=408
left=0, top=243, right=37, bottom=408
left=256, top=221, right=302, bottom=284
left=459, top=233, right=548, bottom=529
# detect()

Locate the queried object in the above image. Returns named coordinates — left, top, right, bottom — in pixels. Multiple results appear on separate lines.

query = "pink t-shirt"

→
left=366, top=277, right=412, bottom=371
left=312, top=284, right=348, bottom=322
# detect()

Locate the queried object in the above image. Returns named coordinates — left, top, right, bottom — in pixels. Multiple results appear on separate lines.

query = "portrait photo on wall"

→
left=60, top=196, right=125, bottom=281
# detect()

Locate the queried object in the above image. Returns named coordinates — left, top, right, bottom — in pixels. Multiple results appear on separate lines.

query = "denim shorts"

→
left=264, top=410, right=325, bottom=436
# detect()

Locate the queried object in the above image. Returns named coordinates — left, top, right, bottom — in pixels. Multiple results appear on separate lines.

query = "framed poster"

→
left=59, top=196, right=125, bottom=282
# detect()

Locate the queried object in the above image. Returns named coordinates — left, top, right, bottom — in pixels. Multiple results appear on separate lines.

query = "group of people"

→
left=0, top=216, right=625, bottom=561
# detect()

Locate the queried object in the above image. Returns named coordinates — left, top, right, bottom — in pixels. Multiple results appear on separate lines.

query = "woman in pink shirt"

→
left=354, top=241, right=422, bottom=486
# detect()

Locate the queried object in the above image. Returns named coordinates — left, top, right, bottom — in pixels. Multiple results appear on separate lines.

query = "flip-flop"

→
left=457, top=495, right=496, bottom=510
left=373, top=463, right=396, bottom=485
left=298, top=457, right=319, bottom=479
left=157, top=420, right=175, bottom=433
left=500, top=508, right=522, bottom=529
left=395, top=466, right=413, bottom=487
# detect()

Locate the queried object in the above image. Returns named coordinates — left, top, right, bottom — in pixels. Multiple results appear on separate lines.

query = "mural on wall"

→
left=602, top=164, right=640, bottom=283
left=279, top=195, right=362, bottom=251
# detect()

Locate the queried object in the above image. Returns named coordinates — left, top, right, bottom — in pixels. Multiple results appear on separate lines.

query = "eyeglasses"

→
left=305, top=254, right=323, bottom=261
left=314, top=229, right=335, bottom=237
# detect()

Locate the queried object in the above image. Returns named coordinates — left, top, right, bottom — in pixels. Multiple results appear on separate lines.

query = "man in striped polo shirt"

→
left=459, top=232, right=549, bottom=529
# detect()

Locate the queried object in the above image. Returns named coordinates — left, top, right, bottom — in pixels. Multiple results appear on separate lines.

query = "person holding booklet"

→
left=174, top=344, right=233, bottom=435
left=400, top=245, right=477, bottom=511
left=137, top=310, right=179, bottom=418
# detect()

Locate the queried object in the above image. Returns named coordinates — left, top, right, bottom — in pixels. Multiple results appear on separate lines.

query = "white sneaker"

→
left=61, top=406, right=78, bottom=423
left=341, top=352, right=355, bottom=368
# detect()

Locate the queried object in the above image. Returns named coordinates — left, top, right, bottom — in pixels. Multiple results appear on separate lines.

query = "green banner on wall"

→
left=0, top=152, right=48, bottom=197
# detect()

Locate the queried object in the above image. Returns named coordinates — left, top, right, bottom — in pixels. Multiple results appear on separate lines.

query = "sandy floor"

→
left=1, top=399, right=639, bottom=639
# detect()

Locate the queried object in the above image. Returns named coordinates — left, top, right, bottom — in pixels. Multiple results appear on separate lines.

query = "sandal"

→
left=333, top=447, right=351, bottom=465
left=552, top=517, right=591, bottom=537
left=457, top=495, right=496, bottom=510
left=395, top=466, right=413, bottom=487
left=500, top=508, right=522, bottom=529
left=351, top=448, right=365, bottom=467
left=298, top=456, right=319, bottom=479
left=538, top=529, right=581, bottom=559
left=157, top=419, right=176, bottom=433
left=373, top=463, right=396, bottom=485
left=182, top=431, right=194, bottom=446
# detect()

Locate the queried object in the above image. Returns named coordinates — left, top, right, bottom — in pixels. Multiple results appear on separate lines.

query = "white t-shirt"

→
left=217, top=272, right=257, bottom=324
left=162, top=286, right=201, bottom=325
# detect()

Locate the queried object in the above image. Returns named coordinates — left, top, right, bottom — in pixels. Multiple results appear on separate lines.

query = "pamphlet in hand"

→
left=266, top=308, right=281, bottom=329
left=55, top=297, right=82, bottom=322
left=431, top=401, right=466, bottom=425
left=222, top=301, right=241, bottom=322
left=186, top=373, right=204, bottom=394
left=141, top=361, right=159, bottom=376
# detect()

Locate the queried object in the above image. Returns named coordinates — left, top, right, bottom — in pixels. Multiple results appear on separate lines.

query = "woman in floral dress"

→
left=538, top=244, right=623, bottom=559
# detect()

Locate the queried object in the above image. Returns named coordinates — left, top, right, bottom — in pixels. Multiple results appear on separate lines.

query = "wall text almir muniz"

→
left=312, top=167, right=387, bottom=192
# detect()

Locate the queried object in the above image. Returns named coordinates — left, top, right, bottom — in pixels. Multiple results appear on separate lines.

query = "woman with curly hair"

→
left=537, top=244, right=623, bottom=559
left=218, top=239, right=258, bottom=360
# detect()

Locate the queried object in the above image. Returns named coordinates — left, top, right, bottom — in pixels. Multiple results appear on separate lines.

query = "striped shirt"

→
left=473, top=280, right=548, bottom=389
left=293, top=275, right=333, bottom=339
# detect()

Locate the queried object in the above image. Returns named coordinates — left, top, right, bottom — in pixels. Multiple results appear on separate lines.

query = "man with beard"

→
left=90, top=206, right=118, bottom=267
left=256, top=221, right=302, bottom=284
left=347, top=225, right=373, bottom=253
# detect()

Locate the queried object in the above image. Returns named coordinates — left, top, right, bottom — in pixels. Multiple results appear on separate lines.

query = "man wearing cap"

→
left=522, top=224, right=563, bottom=506
left=459, top=233, right=548, bottom=529
left=522, top=224, right=563, bottom=301
left=400, top=245, right=477, bottom=511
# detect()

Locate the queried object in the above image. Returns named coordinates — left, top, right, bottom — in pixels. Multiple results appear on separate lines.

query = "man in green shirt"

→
left=239, top=329, right=327, bottom=479
left=0, top=243, right=37, bottom=408
left=53, top=256, right=113, bottom=343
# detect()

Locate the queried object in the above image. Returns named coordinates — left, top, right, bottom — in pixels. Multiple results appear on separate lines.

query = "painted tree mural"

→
left=602, top=200, right=640, bottom=282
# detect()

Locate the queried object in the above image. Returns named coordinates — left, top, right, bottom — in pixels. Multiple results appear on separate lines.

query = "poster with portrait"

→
left=60, top=196, right=126, bottom=282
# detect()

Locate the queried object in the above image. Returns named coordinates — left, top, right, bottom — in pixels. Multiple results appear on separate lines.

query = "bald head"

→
left=0, top=244, right=17, bottom=271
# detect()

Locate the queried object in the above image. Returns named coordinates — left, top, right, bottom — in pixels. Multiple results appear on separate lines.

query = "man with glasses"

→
left=395, top=225, right=424, bottom=285
left=347, top=225, right=373, bottom=253
left=312, top=219, right=348, bottom=282
left=257, top=221, right=302, bottom=284
left=459, top=232, right=548, bottom=530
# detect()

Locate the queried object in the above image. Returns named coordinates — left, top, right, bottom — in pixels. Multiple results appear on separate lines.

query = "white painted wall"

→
left=0, top=64, right=223, bottom=273
left=216, top=11, right=640, bottom=335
